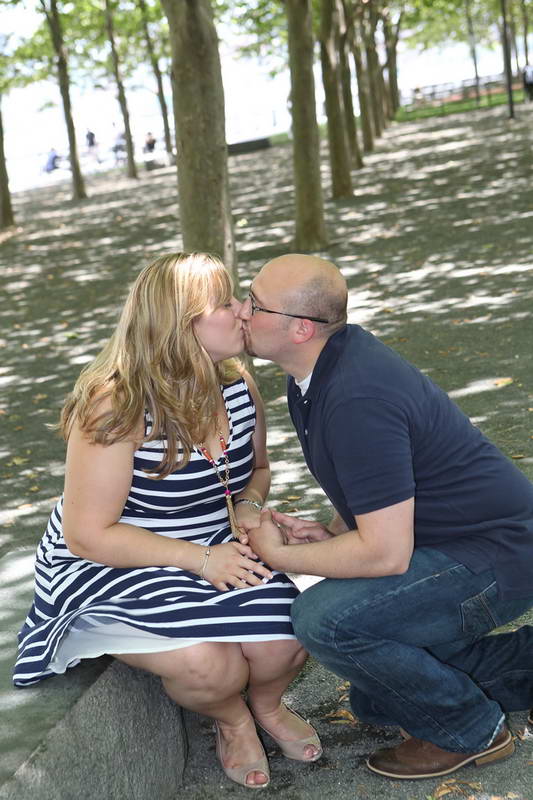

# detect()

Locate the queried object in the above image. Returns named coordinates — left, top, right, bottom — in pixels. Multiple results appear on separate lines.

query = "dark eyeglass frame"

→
left=248, top=293, right=329, bottom=324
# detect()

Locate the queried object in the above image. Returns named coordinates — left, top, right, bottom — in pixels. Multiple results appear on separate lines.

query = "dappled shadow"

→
left=1, top=104, right=532, bottom=566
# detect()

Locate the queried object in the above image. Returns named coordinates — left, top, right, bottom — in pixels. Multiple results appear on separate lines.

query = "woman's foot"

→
left=251, top=703, right=322, bottom=761
left=215, top=717, right=270, bottom=788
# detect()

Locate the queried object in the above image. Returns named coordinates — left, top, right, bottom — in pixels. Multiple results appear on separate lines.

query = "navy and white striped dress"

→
left=13, top=378, right=298, bottom=687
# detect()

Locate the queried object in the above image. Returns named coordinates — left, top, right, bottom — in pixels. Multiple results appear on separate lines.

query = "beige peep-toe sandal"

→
left=215, top=722, right=270, bottom=789
left=255, top=706, right=323, bottom=762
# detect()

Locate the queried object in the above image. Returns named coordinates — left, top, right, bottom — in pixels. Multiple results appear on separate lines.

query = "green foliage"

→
left=402, top=0, right=501, bottom=51
left=215, top=0, right=288, bottom=65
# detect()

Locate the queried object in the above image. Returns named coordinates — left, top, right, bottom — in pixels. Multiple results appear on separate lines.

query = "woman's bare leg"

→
left=242, top=640, right=320, bottom=760
left=114, top=642, right=268, bottom=786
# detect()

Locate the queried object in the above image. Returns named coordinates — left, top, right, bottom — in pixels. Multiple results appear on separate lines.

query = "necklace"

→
left=199, top=425, right=239, bottom=539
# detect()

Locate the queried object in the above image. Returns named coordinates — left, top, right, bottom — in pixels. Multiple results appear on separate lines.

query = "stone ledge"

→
left=0, top=661, right=187, bottom=800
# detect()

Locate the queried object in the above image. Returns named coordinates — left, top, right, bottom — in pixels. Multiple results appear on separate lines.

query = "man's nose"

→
left=238, top=295, right=252, bottom=320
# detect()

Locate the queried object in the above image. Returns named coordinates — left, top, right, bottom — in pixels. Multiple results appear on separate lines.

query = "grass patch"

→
left=396, top=89, right=526, bottom=122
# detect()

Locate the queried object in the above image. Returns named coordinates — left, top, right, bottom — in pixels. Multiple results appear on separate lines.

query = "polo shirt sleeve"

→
left=325, top=397, right=415, bottom=515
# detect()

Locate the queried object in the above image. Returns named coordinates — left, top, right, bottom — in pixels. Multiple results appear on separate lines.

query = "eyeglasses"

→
left=247, top=293, right=329, bottom=324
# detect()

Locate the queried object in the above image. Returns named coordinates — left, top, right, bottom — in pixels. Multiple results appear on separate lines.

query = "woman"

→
left=13, top=252, right=321, bottom=789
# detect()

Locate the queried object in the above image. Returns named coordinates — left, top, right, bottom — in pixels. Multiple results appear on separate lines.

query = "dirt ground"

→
left=1, top=102, right=532, bottom=799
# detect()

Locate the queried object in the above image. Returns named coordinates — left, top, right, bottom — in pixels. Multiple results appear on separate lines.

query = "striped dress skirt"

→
left=13, top=378, right=299, bottom=687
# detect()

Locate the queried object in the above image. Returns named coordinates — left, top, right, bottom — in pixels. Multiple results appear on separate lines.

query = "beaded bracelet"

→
left=234, top=498, right=263, bottom=511
left=199, top=546, right=211, bottom=579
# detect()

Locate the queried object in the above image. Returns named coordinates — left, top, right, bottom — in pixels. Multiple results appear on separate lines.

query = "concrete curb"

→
left=0, top=661, right=187, bottom=800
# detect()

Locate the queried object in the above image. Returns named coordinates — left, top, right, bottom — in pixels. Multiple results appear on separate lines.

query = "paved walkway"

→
left=1, top=103, right=532, bottom=798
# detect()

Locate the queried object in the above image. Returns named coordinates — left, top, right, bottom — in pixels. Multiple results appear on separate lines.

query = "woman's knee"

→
left=242, top=638, right=307, bottom=672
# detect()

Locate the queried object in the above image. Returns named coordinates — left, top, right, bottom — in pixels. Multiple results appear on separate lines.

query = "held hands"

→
left=234, top=503, right=263, bottom=546
left=270, top=511, right=333, bottom=544
left=201, top=541, right=273, bottom=592
left=247, top=508, right=288, bottom=566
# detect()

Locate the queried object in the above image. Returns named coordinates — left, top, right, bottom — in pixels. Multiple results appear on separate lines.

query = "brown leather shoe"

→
left=367, top=726, right=514, bottom=780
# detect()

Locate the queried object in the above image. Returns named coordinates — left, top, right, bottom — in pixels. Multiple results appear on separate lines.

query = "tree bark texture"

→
left=381, top=6, right=401, bottom=113
left=363, top=3, right=386, bottom=134
left=320, top=0, right=353, bottom=199
left=339, top=32, right=363, bottom=168
left=346, top=1, right=374, bottom=153
left=520, top=0, right=529, bottom=65
left=161, top=0, right=235, bottom=272
left=43, top=0, right=87, bottom=200
left=0, top=95, right=15, bottom=229
left=285, top=0, right=328, bottom=250
left=137, top=0, right=173, bottom=157
left=105, top=0, right=138, bottom=179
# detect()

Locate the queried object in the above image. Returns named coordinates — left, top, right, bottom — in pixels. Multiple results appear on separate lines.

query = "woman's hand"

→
left=270, top=511, right=333, bottom=544
left=234, top=502, right=263, bottom=545
left=202, top=541, right=273, bottom=592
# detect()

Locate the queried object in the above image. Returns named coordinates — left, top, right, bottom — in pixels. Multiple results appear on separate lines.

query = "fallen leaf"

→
left=511, top=455, right=525, bottom=459
left=32, top=393, right=48, bottom=403
left=7, top=456, right=29, bottom=466
left=286, top=495, right=302, bottom=500
left=433, top=779, right=482, bottom=799
left=323, top=709, right=358, bottom=726
left=494, top=377, right=513, bottom=386
left=29, top=486, right=40, bottom=492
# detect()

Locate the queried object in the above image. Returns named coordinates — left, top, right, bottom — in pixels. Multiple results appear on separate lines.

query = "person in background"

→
left=44, top=147, right=60, bottom=173
left=522, top=64, right=533, bottom=101
left=144, top=132, right=156, bottom=153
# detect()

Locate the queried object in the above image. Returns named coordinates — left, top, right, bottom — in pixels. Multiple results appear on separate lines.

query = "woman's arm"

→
left=62, top=417, right=208, bottom=571
left=234, top=371, right=270, bottom=535
left=61, top=410, right=272, bottom=590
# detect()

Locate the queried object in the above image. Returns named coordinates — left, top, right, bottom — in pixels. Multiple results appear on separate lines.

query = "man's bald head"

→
left=257, top=254, right=348, bottom=334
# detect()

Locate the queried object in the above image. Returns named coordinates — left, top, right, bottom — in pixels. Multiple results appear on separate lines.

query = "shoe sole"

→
left=366, top=731, right=515, bottom=780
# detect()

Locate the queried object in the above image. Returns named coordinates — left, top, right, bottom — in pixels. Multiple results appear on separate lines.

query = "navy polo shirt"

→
left=287, top=325, right=533, bottom=598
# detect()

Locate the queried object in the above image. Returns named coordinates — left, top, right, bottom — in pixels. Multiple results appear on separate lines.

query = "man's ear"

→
left=293, top=318, right=315, bottom=343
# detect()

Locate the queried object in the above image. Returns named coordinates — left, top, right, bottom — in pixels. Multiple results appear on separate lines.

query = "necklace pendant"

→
left=225, top=492, right=240, bottom=540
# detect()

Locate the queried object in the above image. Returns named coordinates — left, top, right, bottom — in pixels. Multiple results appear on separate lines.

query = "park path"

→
left=1, top=103, right=532, bottom=799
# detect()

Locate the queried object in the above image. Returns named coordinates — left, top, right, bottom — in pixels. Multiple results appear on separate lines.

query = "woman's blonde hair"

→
left=60, top=252, right=242, bottom=478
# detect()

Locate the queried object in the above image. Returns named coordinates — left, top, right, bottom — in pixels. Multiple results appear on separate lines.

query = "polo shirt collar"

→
left=303, top=325, right=348, bottom=400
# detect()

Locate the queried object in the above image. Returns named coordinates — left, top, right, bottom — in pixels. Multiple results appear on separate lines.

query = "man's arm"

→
left=248, top=497, right=414, bottom=579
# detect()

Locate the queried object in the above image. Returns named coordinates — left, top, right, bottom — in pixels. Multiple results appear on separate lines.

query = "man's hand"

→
left=270, top=511, right=333, bottom=544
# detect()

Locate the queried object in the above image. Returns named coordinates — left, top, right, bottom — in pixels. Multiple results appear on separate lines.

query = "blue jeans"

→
left=291, top=548, right=533, bottom=753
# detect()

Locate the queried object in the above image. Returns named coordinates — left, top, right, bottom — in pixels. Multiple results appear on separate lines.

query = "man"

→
left=523, top=64, right=533, bottom=101
left=239, top=253, right=533, bottom=780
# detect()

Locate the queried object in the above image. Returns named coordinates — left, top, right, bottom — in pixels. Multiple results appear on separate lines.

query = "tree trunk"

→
left=520, top=0, right=529, bottom=64
left=105, top=0, right=138, bottom=179
left=346, top=0, right=374, bottom=153
left=508, top=1, right=520, bottom=75
left=137, top=0, right=173, bottom=159
left=382, top=6, right=402, bottom=113
left=339, top=31, right=363, bottom=168
left=42, top=0, right=87, bottom=201
left=161, top=0, right=235, bottom=273
left=320, top=0, right=353, bottom=199
left=464, top=0, right=481, bottom=104
left=363, top=4, right=385, bottom=134
left=285, top=0, right=328, bottom=250
left=0, top=95, right=15, bottom=230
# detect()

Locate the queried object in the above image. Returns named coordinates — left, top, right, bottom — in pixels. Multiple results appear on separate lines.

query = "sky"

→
left=1, top=3, right=517, bottom=193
